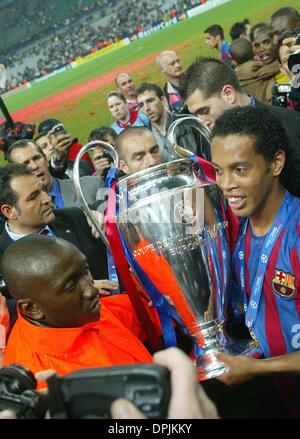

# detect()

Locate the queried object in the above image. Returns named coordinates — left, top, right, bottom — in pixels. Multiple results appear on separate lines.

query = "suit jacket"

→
left=0, top=208, right=108, bottom=299
left=57, top=175, right=104, bottom=209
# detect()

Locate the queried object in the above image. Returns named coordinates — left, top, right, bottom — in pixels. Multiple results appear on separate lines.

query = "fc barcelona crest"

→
left=272, top=269, right=296, bottom=298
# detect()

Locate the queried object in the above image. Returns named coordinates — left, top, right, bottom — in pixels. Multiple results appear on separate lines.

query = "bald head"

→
left=1, top=235, right=78, bottom=300
left=156, top=50, right=183, bottom=82
left=115, top=127, right=161, bottom=175
left=230, top=38, right=254, bottom=65
left=156, top=51, right=177, bottom=70
left=115, top=127, right=153, bottom=159
left=115, top=72, right=136, bottom=101
left=115, top=72, right=130, bottom=86
left=2, top=235, right=100, bottom=328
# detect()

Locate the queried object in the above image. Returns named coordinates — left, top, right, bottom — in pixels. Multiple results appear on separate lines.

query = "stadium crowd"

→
left=1, top=2, right=300, bottom=420
left=2, top=0, right=203, bottom=90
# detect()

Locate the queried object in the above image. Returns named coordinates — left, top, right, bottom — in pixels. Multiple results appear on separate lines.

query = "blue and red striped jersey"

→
left=232, top=192, right=300, bottom=416
left=220, top=41, right=232, bottom=63
left=233, top=193, right=300, bottom=357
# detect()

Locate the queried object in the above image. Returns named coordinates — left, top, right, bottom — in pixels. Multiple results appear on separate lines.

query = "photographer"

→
left=34, top=132, right=55, bottom=163
left=34, top=126, right=78, bottom=179
left=275, top=29, right=300, bottom=112
left=37, top=119, right=94, bottom=178
left=88, top=126, right=117, bottom=180
left=283, top=27, right=300, bottom=111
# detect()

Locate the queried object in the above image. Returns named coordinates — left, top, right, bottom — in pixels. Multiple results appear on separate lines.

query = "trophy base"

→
left=195, top=351, right=229, bottom=381
left=190, top=320, right=229, bottom=381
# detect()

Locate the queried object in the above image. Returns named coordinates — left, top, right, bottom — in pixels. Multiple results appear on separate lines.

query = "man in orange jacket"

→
left=1, top=235, right=161, bottom=388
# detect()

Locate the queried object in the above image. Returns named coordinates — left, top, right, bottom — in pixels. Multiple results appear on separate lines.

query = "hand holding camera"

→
left=272, top=34, right=300, bottom=109
left=0, top=348, right=219, bottom=419
left=93, top=150, right=113, bottom=177
left=0, top=362, right=170, bottom=419
left=111, top=348, right=219, bottom=419
left=283, top=33, right=300, bottom=74
left=272, top=84, right=292, bottom=107
left=48, top=124, right=72, bottom=164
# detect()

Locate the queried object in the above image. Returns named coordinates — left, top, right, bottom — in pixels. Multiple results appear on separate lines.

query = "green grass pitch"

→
left=2, top=0, right=298, bottom=147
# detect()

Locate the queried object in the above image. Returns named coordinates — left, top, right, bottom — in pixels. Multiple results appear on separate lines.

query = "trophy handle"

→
left=73, top=140, right=119, bottom=250
left=167, top=115, right=212, bottom=158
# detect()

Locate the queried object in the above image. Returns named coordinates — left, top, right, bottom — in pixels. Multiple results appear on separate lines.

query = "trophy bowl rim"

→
left=117, top=158, right=193, bottom=185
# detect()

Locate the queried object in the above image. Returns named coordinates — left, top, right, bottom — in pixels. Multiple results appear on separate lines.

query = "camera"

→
left=93, top=150, right=114, bottom=164
left=0, top=363, right=170, bottom=419
left=93, top=150, right=114, bottom=179
left=0, top=121, right=36, bottom=154
left=0, top=364, right=47, bottom=418
left=271, top=84, right=292, bottom=108
left=50, top=123, right=66, bottom=137
left=287, top=33, right=300, bottom=73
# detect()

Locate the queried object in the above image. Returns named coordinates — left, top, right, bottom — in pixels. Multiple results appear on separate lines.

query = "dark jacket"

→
left=256, top=101, right=300, bottom=156
left=0, top=207, right=108, bottom=299
left=151, top=112, right=211, bottom=162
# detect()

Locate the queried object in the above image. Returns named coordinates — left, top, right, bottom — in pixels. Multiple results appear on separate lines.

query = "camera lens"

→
left=288, top=50, right=300, bottom=72
left=0, top=364, right=37, bottom=393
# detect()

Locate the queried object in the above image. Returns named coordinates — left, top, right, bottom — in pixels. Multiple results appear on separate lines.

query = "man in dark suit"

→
left=0, top=164, right=108, bottom=298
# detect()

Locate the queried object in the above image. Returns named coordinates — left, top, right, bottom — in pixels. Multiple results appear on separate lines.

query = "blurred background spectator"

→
left=0, top=0, right=205, bottom=91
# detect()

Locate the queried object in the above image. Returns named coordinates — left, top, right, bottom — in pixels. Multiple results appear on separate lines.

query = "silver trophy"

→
left=116, top=158, right=230, bottom=380
left=73, top=122, right=231, bottom=380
